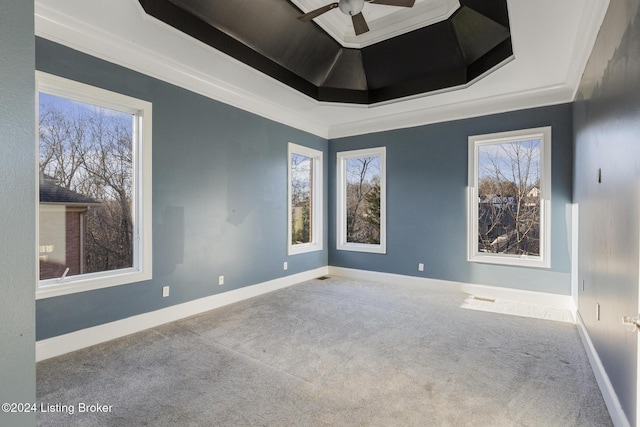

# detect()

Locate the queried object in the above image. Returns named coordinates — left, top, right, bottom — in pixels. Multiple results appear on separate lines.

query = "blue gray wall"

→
left=573, top=1, right=640, bottom=423
left=329, top=104, right=574, bottom=295
left=34, top=40, right=575, bottom=333
left=0, top=0, right=37, bottom=425
left=35, top=38, right=328, bottom=340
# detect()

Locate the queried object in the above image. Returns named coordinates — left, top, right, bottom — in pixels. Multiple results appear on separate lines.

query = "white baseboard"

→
left=327, top=266, right=576, bottom=322
left=36, top=267, right=328, bottom=362
left=576, top=312, right=630, bottom=427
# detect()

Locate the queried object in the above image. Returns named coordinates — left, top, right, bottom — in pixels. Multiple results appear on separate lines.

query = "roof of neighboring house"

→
left=39, top=174, right=100, bottom=206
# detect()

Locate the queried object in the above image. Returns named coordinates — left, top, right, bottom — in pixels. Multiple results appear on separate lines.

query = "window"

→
left=337, top=147, right=386, bottom=254
left=36, top=72, right=152, bottom=298
left=288, top=143, right=323, bottom=255
left=468, top=127, right=551, bottom=267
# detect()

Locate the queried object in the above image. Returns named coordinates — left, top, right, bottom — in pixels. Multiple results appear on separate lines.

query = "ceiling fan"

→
left=297, top=0, right=416, bottom=36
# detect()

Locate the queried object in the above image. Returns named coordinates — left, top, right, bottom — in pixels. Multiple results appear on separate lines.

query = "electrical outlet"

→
left=162, top=286, right=170, bottom=298
left=283, top=261, right=288, bottom=271
left=218, top=275, right=224, bottom=286
left=418, top=263, right=424, bottom=272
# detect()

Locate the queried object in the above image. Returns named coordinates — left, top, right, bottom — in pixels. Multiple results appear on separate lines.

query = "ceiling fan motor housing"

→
left=339, top=0, right=365, bottom=16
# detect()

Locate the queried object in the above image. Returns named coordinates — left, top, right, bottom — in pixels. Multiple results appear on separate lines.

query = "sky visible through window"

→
left=40, top=92, right=131, bottom=118
left=478, top=139, right=541, bottom=184
left=38, top=92, right=135, bottom=280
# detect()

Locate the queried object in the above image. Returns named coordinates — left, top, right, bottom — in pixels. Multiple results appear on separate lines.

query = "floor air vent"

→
left=473, top=296, right=496, bottom=303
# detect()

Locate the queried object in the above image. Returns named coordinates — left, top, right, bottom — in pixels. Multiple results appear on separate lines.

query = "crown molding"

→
left=35, top=0, right=609, bottom=141
left=567, top=0, right=610, bottom=100
left=327, top=83, right=575, bottom=139
left=35, top=0, right=331, bottom=138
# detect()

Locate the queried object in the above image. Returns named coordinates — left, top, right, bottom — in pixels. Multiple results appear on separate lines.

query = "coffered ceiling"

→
left=34, top=0, right=609, bottom=138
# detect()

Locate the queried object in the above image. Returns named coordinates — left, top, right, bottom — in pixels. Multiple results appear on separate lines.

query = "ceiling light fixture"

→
left=298, top=0, right=416, bottom=36
left=338, top=0, right=365, bottom=16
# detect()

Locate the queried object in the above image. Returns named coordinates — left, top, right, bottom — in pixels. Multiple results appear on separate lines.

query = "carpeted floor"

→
left=37, top=276, right=612, bottom=426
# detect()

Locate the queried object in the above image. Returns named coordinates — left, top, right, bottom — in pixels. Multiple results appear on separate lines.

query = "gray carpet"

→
left=37, top=276, right=612, bottom=426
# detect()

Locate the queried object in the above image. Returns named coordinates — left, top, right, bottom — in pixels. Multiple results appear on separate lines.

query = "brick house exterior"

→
left=39, top=174, right=99, bottom=280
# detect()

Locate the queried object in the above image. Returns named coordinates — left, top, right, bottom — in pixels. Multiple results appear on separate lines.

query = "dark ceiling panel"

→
left=139, top=0, right=320, bottom=98
left=169, top=0, right=342, bottom=86
left=467, top=37, right=513, bottom=81
left=139, top=0, right=513, bottom=104
left=460, top=0, right=510, bottom=28
left=362, top=21, right=465, bottom=90
left=452, top=6, right=510, bottom=64
left=321, top=49, right=368, bottom=90
left=370, top=66, right=468, bottom=103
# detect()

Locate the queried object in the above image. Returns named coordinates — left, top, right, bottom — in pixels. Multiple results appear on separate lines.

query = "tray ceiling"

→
left=34, top=0, right=609, bottom=138
left=139, top=0, right=513, bottom=104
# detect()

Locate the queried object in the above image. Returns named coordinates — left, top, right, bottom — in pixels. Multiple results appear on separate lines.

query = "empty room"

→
left=2, top=0, right=640, bottom=425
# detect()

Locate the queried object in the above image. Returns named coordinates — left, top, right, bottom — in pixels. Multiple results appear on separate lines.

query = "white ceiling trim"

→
left=34, top=0, right=609, bottom=140
left=328, top=83, right=575, bottom=139
left=566, top=0, right=611, bottom=100
left=34, top=0, right=331, bottom=138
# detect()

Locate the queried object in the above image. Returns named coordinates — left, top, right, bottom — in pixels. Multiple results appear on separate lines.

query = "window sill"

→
left=288, top=242, right=323, bottom=256
left=36, top=268, right=151, bottom=299
left=337, top=242, right=386, bottom=254
left=468, top=253, right=550, bottom=269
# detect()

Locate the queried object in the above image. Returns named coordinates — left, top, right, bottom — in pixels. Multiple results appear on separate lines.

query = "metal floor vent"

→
left=472, top=296, right=496, bottom=303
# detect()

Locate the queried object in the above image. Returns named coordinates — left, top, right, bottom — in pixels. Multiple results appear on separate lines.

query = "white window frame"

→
left=287, top=143, right=323, bottom=255
left=467, top=127, right=551, bottom=268
left=336, top=147, right=386, bottom=254
left=36, top=71, right=153, bottom=299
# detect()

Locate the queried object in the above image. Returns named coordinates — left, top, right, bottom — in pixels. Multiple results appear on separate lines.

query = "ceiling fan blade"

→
left=351, top=12, right=370, bottom=35
left=366, top=0, right=415, bottom=7
left=298, top=3, right=339, bottom=22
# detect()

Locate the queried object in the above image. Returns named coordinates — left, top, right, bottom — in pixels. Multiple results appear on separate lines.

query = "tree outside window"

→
left=337, top=147, right=386, bottom=254
left=290, top=153, right=312, bottom=245
left=477, top=139, right=541, bottom=256
left=468, top=127, right=551, bottom=268
left=288, top=143, right=323, bottom=255
left=345, top=156, right=381, bottom=245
